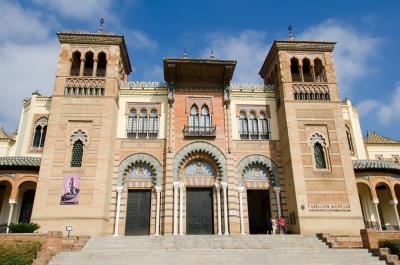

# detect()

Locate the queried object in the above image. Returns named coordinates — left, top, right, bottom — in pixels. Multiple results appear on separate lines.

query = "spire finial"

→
left=288, top=25, right=294, bottom=40
left=182, top=48, right=188, bottom=59
left=210, top=49, right=215, bottom=59
left=99, top=18, right=105, bottom=33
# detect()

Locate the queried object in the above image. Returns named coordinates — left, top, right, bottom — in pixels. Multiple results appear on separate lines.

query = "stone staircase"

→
left=49, top=235, right=386, bottom=265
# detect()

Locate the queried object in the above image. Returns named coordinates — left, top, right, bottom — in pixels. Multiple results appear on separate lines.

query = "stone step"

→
left=50, top=249, right=385, bottom=265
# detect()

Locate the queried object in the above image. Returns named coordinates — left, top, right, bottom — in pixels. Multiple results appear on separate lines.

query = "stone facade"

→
left=0, top=30, right=399, bottom=237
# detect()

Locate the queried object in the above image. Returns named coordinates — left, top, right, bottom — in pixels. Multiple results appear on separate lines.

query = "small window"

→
left=259, top=112, right=269, bottom=140
left=148, top=109, right=159, bottom=138
left=70, top=140, right=84, bottom=167
left=290, top=58, right=301, bottom=82
left=189, top=105, right=199, bottom=132
left=314, top=58, right=326, bottom=82
left=138, top=109, right=148, bottom=138
left=314, top=142, right=327, bottom=169
left=346, top=127, right=354, bottom=153
left=200, top=105, right=211, bottom=129
left=127, top=109, right=138, bottom=137
left=248, top=112, right=259, bottom=140
left=83, top=51, right=94, bottom=76
left=70, top=51, right=81, bottom=76
left=239, top=111, right=249, bottom=139
left=96, top=52, right=107, bottom=77
left=302, top=58, right=313, bottom=82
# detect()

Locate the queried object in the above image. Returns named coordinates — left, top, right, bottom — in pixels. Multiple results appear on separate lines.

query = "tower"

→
left=259, top=39, right=364, bottom=235
left=31, top=31, right=131, bottom=235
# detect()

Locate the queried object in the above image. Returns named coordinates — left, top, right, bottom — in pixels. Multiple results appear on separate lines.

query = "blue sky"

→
left=0, top=0, right=399, bottom=139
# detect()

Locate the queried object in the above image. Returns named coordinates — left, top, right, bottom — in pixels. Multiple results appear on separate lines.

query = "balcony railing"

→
left=239, top=130, right=270, bottom=140
left=183, top=125, right=216, bottom=137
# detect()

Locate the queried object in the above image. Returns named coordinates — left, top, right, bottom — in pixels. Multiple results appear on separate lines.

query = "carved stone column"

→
left=373, top=200, right=382, bottom=231
left=238, top=187, right=245, bottom=235
left=391, top=200, right=400, bottom=230
left=6, top=199, right=17, bottom=233
left=79, top=56, right=85, bottom=76
left=221, top=181, right=229, bottom=235
left=216, top=183, right=222, bottom=235
left=179, top=183, right=185, bottom=235
left=113, top=187, right=123, bottom=236
left=155, top=186, right=162, bottom=236
left=274, top=187, right=282, bottom=218
left=93, top=58, right=98, bottom=77
left=173, top=181, right=180, bottom=235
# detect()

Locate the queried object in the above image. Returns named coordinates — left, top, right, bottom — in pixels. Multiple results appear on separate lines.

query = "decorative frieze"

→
left=293, top=83, right=330, bottom=101
left=230, top=84, right=274, bottom=91
left=122, top=81, right=168, bottom=89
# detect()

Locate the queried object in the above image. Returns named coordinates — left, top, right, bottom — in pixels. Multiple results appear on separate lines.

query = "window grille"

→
left=70, top=140, right=84, bottom=167
left=138, top=109, right=148, bottom=138
left=148, top=110, right=159, bottom=138
left=314, top=143, right=327, bottom=169
left=258, top=113, right=269, bottom=140
left=127, top=108, right=159, bottom=139
left=239, top=112, right=249, bottom=139
left=248, top=112, right=259, bottom=140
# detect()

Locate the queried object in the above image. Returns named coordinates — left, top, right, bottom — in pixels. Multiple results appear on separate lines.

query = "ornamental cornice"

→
left=230, top=84, right=274, bottom=91
left=121, top=81, right=168, bottom=89
left=275, top=40, right=335, bottom=52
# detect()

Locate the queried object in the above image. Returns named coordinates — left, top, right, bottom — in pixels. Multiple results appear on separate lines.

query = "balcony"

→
left=183, top=125, right=216, bottom=137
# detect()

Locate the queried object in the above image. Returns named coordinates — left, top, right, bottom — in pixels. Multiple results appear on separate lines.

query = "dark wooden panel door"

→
left=247, top=190, right=270, bottom=234
left=18, top=189, right=35, bottom=223
left=125, top=190, right=151, bottom=236
left=186, top=188, right=214, bottom=235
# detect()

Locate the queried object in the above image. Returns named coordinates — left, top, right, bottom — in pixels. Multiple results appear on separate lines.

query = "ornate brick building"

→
left=0, top=30, right=399, bottom=236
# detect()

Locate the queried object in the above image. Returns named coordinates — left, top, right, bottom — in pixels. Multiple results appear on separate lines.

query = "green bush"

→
left=0, top=241, right=42, bottom=265
left=8, top=223, right=40, bottom=233
left=379, top=239, right=400, bottom=257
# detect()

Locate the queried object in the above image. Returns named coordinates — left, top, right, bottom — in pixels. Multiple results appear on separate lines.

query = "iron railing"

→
left=183, top=125, right=216, bottom=137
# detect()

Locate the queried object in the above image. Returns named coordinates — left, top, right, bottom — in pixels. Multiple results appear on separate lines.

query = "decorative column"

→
left=173, top=181, right=180, bottom=235
left=92, top=57, right=98, bottom=77
left=274, top=187, right=282, bottom=218
left=6, top=199, right=17, bottom=233
left=373, top=200, right=382, bottom=231
left=179, top=183, right=185, bottom=235
left=79, top=56, right=85, bottom=76
left=216, top=183, right=222, bottom=235
left=238, top=187, right=245, bottom=235
left=221, top=181, right=229, bottom=235
left=391, top=200, right=400, bottom=230
left=155, top=186, right=162, bottom=236
left=113, top=187, right=123, bottom=236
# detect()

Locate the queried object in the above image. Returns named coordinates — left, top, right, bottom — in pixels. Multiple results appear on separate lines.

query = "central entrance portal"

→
left=186, top=188, right=214, bottom=235
left=125, top=190, right=151, bottom=236
left=247, top=189, right=270, bottom=234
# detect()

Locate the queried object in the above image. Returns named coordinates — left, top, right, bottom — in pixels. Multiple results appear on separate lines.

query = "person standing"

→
left=278, top=216, right=286, bottom=234
left=266, top=218, right=273, bottom=234
left=271, top=217, right=277, bottom=235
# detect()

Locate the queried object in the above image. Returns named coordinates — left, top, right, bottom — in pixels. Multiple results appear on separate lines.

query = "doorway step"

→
left=49, top=235, right=385, bottom=265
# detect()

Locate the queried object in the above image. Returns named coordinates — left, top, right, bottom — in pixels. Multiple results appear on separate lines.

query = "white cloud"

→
left=202, top=30, right=268, bottom=83
left=0, top=1, right=50, bottom=43
left=125, top=30, right=158, bottom=50
left=299, top=19, right=381, bottom=95
left=356, top=82, right=400, bottom=125
left=33, top=0, right=112, bottom=20
left=0, top=1, right=58, bottom=132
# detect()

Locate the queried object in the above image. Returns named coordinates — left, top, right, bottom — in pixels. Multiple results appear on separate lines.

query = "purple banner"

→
left=60, top=175, right=80, bottom=205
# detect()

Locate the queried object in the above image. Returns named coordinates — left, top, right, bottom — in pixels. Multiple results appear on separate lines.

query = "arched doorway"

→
left=117, top=153, right=163, bottom=236
left=237, top=155, right=280, bottom=235
left=357, top=182, right=379, bottom=229
left=182, top=159, right=218, bottom=235
left=17, top=181, right=37, bottom=224
left=376, top=182, right=397, bottom=230
left=0, top=180, right=12, bottom=229
left=18, top=190, right=35, bottom=223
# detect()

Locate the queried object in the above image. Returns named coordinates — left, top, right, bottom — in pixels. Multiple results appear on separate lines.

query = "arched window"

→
left=138, top=109, right=148, bottom=138
left=96, top=52, right=107, bottom=77
left=70, top=140, right=84, bottom=167
left=200, top=105, right=211, bottom=130
left=32, top=117, right=48, bottom=148
left=83, top=51, right=94, bottom=76
left=127, top=109, right=137, bottom=138
left=70, top=51, right=81, bottom=76
left=148, top=109, right=158, bottom=138
left=248, top=112, right=259, bottom=140
left=314, top=58, right=326, bottom=82
left=259, top=112, right=269, bottom=139
left=314, top=143, right=327, bottom=169
left=239, top=111, right=249, bottom=139
left=302, top=58, right=313, bottom=82
left=310, top=133, right=328, bottom=169
left=189, top=105, right=199, bottom=132
left=290, top=58, right=301, bottom=82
